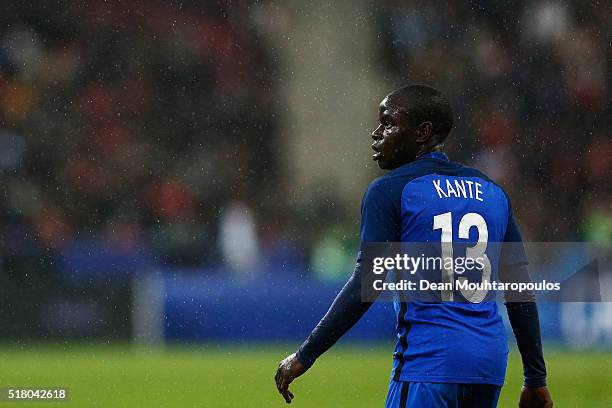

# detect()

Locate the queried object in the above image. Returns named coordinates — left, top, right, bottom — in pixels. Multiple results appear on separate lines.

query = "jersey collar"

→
left=418, top=151, right=449, bottom=162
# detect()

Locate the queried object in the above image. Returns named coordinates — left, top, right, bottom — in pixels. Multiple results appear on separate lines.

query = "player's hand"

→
left=519, top=386, right=553, bottom=408
left=274, top=353, right=307, bottom=404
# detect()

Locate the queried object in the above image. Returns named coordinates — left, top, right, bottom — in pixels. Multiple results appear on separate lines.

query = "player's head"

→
left=371, top=85, right=453, bottom=169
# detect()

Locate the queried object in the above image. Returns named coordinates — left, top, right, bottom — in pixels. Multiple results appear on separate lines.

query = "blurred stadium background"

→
left=0, top=0, right=610, bottom=406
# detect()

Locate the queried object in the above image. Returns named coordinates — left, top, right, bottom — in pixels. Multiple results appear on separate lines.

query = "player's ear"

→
left=415, top=122, right=433, bottom=143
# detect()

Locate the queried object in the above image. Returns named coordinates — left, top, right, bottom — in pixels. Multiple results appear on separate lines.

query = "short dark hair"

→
left=388, top=85, right=454, bottom=142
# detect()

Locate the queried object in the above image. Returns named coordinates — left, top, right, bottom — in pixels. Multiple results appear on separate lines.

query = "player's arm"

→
left=275, top=179, right=398, bottom=404
left=275, top=261, right=375, bottom=403
left=501, top=212, right=553, bottom=408
left=505, top=297, right=552, bottom=408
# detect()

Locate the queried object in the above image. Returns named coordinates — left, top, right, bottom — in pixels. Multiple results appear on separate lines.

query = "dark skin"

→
left=520, top=386, right=554, bottom=408
left=275, top=94, right=553, bottom=407
left=274, top=353, right=304, bottom=403
left=371, top=94, right=440, bottom=169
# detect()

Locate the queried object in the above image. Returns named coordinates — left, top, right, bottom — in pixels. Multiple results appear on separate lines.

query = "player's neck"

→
left=415, top=144, right=445, bottom=159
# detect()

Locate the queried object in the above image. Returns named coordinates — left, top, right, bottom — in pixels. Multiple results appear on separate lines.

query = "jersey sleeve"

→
left=357, top=178, right=400, bottom=262
left=295, top=178, right=400, bottom=369
left=359, top=178, right=400, bottom=243
left=500, top=198, right=533, bottom=301
left=499, top=196, right=547, bottom=386
left=500, top=199, right=528, bottom=267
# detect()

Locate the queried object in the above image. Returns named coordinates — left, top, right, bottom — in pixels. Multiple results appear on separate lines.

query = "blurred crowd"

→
left=377, top=0, right=611, bottom=242
left=0, top=1, right=609, bottom=287
left=0, top=1, right=283, bottom=281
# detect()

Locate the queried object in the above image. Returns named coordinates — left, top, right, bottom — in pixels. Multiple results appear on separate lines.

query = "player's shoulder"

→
left=451, top=161, right=492, bottom=181
left=365, top=158, right=454, bottom=202
left=363, top=175, right=395, bottom=203
left=361, top=173, right=408, bottom=216
left=454, top=163, right=509, bottom=196
left=452, top=162, right=513, bottom=213
left=366, top=173, right=394, bottom=192
left=364, top=167, right=417, bottom=197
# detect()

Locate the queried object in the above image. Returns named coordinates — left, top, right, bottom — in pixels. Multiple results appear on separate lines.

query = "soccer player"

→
left=274, top=85, right=553, bottom=407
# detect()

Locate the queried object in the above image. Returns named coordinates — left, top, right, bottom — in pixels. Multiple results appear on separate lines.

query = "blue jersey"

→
left=359, top=151, right=527, bottom=386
